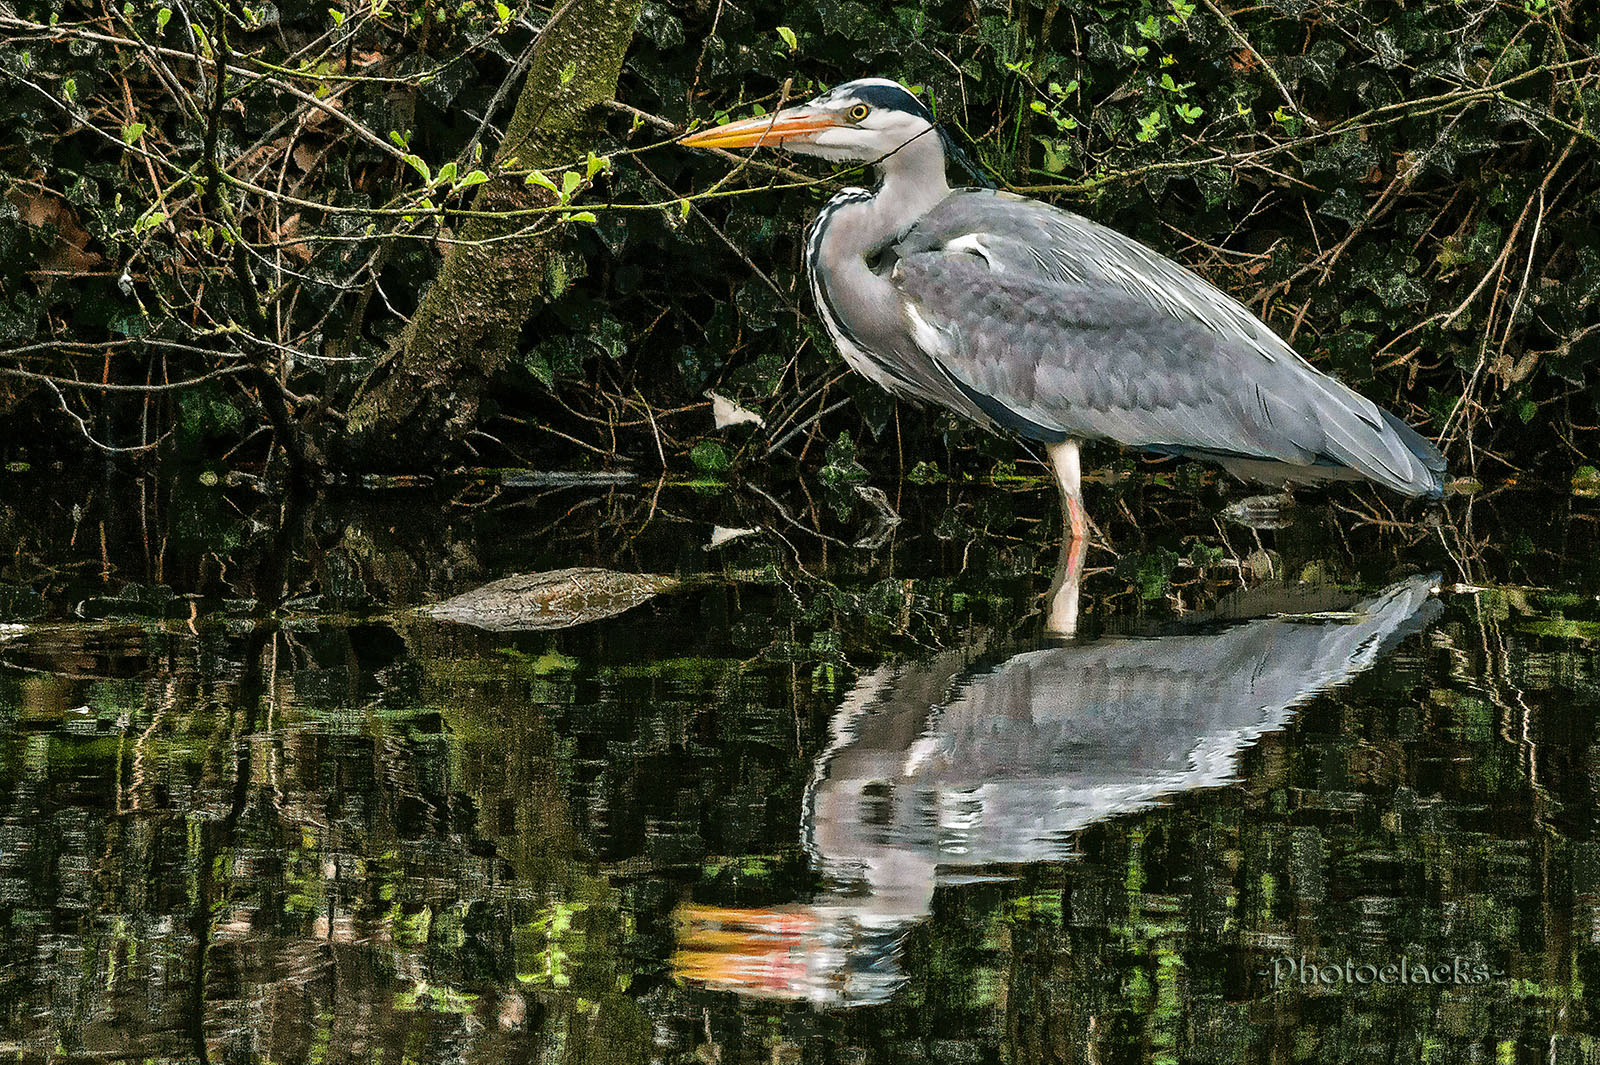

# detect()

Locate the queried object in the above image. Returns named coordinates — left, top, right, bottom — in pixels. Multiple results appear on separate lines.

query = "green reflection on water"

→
left=0, top=473, right=1596, bottom=1063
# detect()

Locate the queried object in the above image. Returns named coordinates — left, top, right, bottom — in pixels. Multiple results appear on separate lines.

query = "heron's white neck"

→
left=864, top=126, right=951, bottom=248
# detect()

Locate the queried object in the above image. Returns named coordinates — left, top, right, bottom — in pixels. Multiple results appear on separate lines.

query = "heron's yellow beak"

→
left=679, top=107, right=839, bottom=150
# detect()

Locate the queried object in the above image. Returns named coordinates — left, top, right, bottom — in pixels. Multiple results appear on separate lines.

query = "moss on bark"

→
left=342, top=0, right=644, bottom=468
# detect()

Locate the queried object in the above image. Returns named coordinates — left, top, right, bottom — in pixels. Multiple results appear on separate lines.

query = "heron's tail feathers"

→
left=1307, top=379, right=1447, bottom=499
left=1375, top=406, right=1448, bottom=498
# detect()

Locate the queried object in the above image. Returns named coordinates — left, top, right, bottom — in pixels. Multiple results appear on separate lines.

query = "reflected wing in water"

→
left=674, top=574, right=1440, bottom=1006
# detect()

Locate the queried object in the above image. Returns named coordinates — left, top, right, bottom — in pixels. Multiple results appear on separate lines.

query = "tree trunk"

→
left=341, top=0, right=644, bottom=468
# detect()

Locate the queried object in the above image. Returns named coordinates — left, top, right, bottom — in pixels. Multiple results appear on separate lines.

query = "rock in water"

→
left=422, top=569, right=678, bottom=632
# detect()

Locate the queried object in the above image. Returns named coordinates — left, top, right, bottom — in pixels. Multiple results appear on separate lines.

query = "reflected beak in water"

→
left=679, top=108, right=840, bottom=150
left=671, top=904, right=820, bottom=998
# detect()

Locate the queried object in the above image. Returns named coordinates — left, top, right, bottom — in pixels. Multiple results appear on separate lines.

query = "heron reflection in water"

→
left=673, top=573, right=1440, bottom=1006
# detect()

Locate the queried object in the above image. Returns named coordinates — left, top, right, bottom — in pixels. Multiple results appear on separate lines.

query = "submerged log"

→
left=420, top=568, right=678, bottom=631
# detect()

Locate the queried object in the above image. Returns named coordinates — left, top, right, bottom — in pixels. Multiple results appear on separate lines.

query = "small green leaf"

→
left=690, top=441, right=730, bottom=473
left=121, top=122, right=147, bottom=145
left=328, top=6, right=344, bottom=25
left=62, top=78, right=77, bottom=101
left=559, top=60, right=577, bottom=85
left=156, top=7, right=171, bottom=29
left=525, top=170, right=559, bottom=195
left=495, top=1, right=510, bottom=21
left=435, top=160, right=457, bottom=186
left=388, top=129, right=412, bottom=150
left=457, top=169, right=489, bottom=189
left=561, top=171, right=581, bottom=196
left=403, top=154, right=431, bottom=183
left=566, top=211, right=597, bottom=224
left=585, top=152, right=607, bottom=180
left=775, top=25, right=797, bottom=51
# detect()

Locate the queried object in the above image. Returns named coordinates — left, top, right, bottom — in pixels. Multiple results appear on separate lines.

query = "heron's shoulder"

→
left=892, top=190, right=1120, bottom=276
left=898, top=188, right=1316, bottom=371
left=899, top=188, right=1089, bottom=242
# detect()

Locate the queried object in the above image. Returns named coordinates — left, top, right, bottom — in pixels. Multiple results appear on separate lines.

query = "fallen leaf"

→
left=707, top=526, right=759, bottom=549
left=709, top=391, right=766, bottom=429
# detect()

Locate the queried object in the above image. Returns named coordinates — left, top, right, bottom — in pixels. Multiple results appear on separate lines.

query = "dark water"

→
left=1, top=467, right=1597, bottom=1063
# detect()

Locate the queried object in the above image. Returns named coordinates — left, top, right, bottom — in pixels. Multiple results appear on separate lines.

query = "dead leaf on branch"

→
left=8, top=187, right=102, bottom=273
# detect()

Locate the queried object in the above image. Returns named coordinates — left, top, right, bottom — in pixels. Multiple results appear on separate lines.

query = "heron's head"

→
left=680, top=78, right=939, bottom=164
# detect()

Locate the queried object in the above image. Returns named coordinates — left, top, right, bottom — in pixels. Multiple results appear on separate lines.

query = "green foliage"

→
left=689, top=439, right=730, bottom=473
left=818, top=433, right=869, bottom=488
left=0, top=0, right=1596, bottom=482
left=177, top=384, right=243, bottom=449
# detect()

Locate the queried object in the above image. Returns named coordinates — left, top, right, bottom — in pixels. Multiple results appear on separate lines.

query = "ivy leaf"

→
left=690, top=441, right=730, bottom=473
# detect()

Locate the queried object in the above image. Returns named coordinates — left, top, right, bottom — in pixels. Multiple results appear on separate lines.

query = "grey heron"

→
left=681, top=81, right=1447, bottom=589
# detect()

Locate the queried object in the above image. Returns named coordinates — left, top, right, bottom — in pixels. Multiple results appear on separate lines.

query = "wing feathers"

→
left=886, top=193, right=1446, bottom=497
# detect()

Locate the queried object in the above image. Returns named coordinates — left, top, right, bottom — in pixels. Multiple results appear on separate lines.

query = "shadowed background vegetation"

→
left=1, top=0, right=1597, bottom=487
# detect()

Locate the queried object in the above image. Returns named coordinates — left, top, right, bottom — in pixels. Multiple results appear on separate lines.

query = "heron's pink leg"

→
left=1064, top=489, right=1087, bottom=544
left=1045, top=440, right=1087, bottom=636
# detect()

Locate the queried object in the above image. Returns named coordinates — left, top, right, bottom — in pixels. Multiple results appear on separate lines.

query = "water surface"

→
left=0, top=470, right=1596, bottom=1063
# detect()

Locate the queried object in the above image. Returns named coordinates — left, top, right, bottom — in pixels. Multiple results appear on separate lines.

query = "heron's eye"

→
left=847, top=103, right=871, bottom=122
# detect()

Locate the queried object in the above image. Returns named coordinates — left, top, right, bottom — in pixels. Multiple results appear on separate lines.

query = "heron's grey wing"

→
left=889, top=191, right=1446, bottom=496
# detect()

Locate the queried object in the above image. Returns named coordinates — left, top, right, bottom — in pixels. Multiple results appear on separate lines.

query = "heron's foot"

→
left=1222, top=492, right=1297, bottom=531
